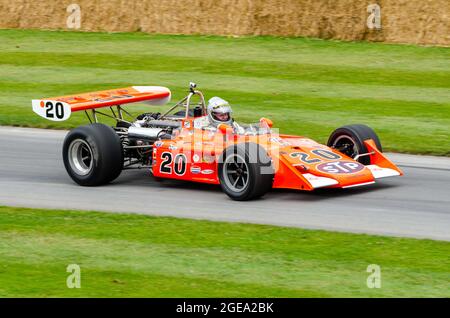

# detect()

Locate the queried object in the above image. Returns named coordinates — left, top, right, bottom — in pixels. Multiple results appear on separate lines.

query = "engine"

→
left=116, top=112, right=181, bottom=168
left=126, top=112, right=181, bottom=141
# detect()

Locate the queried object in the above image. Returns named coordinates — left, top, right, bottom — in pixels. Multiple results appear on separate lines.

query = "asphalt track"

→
left=0, top=127, right=449, bottom=241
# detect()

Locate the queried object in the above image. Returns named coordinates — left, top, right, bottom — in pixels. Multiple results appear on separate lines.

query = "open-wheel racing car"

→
left=32, top=83, right=402, bottom=201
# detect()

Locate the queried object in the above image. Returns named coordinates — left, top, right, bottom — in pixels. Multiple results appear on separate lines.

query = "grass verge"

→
left=0, top=206, right=448, bottom=297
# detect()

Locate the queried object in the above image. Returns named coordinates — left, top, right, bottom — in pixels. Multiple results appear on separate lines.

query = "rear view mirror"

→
left=259, top=117, right=273, bottom=128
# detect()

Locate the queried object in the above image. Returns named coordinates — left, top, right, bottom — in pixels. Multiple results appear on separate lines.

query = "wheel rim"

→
left=222, top=153, right=249, bottom=193
left=332, top=135, right=359, bottom=159
left=68, top=139, right=93, bottom=176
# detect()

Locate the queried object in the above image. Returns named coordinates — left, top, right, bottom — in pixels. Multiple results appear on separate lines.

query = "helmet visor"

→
left=212, top=111, right=230, bottom=122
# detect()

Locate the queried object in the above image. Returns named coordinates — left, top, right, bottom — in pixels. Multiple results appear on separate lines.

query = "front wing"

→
left=272, top=139, right=402, bottom=191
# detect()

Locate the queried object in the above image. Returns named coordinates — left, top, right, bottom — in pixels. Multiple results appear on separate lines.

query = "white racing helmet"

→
left=207, top=97, right=233, bottom=127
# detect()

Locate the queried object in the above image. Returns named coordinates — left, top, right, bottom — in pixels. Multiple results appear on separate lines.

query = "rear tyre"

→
left=218, top=143, right=274, bottom=201
left=63, top=123, right=123, bottom=186
left=327, top=124, right=382, bottom=165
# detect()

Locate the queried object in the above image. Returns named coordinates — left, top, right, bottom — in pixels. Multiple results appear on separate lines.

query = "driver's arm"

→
left=232, top=121, right=246, bottom=135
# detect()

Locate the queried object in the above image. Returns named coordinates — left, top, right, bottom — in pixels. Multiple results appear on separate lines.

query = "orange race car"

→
left=32, top=83, right=402, bottom=200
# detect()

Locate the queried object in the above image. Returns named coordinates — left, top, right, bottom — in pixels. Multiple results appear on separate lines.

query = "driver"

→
left=193, top=97, right=245, bottom=133
left=207, top=97, right=233, bottom=127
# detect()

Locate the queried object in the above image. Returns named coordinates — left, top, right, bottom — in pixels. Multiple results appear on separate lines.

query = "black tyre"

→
left=218, top=143, right=274, bottom=201
left=327, top=124, right=382, bottom=165
left=63, top=123, right=124, bottom=186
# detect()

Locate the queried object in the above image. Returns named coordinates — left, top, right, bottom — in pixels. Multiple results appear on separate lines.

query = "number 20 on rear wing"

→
left=32, top=100, right=71, bottom=121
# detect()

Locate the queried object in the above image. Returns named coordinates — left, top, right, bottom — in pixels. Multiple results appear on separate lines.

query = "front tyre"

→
left=63, top=123, right=123, bottom=186
left=218, top=143, right=274, bottom=201
left=327, top=124, right=382, bottom=165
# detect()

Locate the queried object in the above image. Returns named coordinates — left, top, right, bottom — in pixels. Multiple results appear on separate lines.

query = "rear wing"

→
left=32, top=86, right=171, bottom=121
